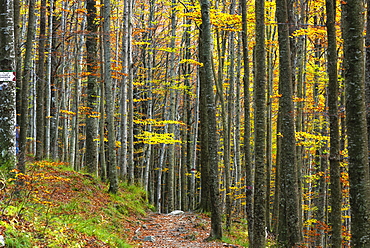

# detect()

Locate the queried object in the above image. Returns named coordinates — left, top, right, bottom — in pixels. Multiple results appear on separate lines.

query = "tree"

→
left=19, top=0, right=36, bottom=174
left=342, top=0, right=370, bottom=245
left=276, top=0, right=301, bottom=245
left=199, top=0, right=223, bottom=239
left=103, top=0, right=119, bottom=194
left=326, top=0, right=342, bottom=245
left=253, top=0, right=267, bottom=247
left=0, top=0, right=16, bottom=167
left=36, top=0, right=47, bottom=160
left=366, top=0, right=370, bottom=176
left=85, top=0, right=99, bottom=175
left=240, top=0, right=253, bottom=244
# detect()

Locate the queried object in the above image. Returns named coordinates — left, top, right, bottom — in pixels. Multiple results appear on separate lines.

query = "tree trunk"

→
left=276, top=0, right=302, bottom=245
left=240, top=0, right=253, bottom=244
left=103, top=0, right=118, bottom=194
left=19, top=0, right=36, bottom=173
left=342, top=0, right=370, bottom=245
left=253, top=0, right=267, bottom=246
left=0, top=0, right=16, bottom=167
left=326, top=0, right=342, bottom=245
left=85, top=0, right=99, bottom=175
left=35, top=0, right=47, bottom=160
left=199, top=0, right=222, bottom=240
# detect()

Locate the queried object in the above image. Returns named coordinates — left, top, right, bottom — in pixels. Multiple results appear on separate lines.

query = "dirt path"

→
left=129, top=211, right=243, bottom=248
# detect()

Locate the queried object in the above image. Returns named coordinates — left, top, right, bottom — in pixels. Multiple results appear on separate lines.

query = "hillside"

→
left=0, top=161, right=248, bottom=247
left=0, top=161, right=149, bottom=247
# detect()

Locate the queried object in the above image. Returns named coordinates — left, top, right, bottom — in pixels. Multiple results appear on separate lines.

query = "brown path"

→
left=130, top=211, right=243, bottom=248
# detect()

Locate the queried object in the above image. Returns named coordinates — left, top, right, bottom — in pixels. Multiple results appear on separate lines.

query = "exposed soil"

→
left=129, top=211, right=243, bottom=248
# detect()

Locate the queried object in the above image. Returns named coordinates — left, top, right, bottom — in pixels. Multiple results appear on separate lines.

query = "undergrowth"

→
left=0, top=161, right=150, bottom=247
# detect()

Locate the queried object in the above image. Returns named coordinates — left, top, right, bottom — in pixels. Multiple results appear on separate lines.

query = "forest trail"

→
left=130, top=211, right=243, bottom=247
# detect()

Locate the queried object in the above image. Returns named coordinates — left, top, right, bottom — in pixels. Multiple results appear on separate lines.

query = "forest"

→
left=0, top=0, right=370, bottom=246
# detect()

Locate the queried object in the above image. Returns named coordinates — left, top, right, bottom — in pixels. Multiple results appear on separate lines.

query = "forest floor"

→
left=0, top=161, right=246, bottom=247
left=130, top=211, right=243, bottom=247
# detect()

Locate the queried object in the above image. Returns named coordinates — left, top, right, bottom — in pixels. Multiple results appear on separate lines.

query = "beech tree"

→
left=342, top=0, right=370, bottom=245
left=0, top=0, right=16, bottom=167
left=326, top=0, right=342, bottom=245
left=240, top=0, right=253, bottom=244
left=199, top=0, right=222, bottom=239
left=85, top=0, right=99, bottom=175
left=103, top=0, right=118, bottom=194
left=253, top=0, right=267, bottom=247
left=276, top=0, right=301, bottom=245
left=19, top=0, right=36, bottom=174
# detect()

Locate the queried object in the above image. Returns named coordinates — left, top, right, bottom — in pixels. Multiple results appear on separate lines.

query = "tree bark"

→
left=276, top=0, right=302, bottom=245
left=86, top=0, right=99, bottom=175
left=253, top=0, right=267, bottom=247
left=326, top=0, right=342, bottom=245
left=103, top=0, right=118, bottom=193
left=342, top=0, right=370, bottom=245
left=35, top=0, right=47, bottom=160
left=199, top=0, right=222, bottom=239
left=19, top=0, right=36, bottom=173
left=0, top=0, right=16, bottom=167
left=240, top=0, right=253, bottom=244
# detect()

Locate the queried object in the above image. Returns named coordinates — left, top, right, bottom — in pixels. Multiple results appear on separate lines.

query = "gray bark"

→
left=326, top=0, right=342, bottom=245
left=103, top=0, right=118, bottom=193
left=0, top=0, right=16, bottom=167
left=253, top=0, right=267, bottom=246
left=199, top=0, right=222, bottom=240
left=241, top=0, right=253, bottom=244
left=85, top=0, right=99, bottom=175
left=276, top=0, right=302, bottom=245
left=19, top=0, right=36, bottom=173
left=342, top=0, right=370, bottom=245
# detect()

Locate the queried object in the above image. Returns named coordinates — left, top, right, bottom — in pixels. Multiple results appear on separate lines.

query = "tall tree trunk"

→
left=241, top=0, right=253, bottom=244
left=199, top=31, right=211, bottom=213
left=14, top=0, right=21, bottom=127
left=19, top=0, right=36, bottom=173
left=342, top=0, right=370, bottom=245
left=326, top=0, right=342, bottom=245
left=103, top=0, right=118, bottom=193
left=36, top=0, right=47, bottom=160
left=126, top=0, right=134, bottom=185
left=276, top=0, right=302, bottom=245
left=366, top=0, right=370, bottom=185
left=0, top=0, right=16, bottom=167
left=46, top=0, right=55, bottom=159
left=85, top=0, right=99, bottom=175
left=253, top=0, right=267, bottom=247
left=199, top=0, right=223, bottom=240
left=166, top=0, right=177, bottom=213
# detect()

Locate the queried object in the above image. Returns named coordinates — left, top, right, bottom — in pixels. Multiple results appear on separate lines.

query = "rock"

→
left=0, top=235, right=4, bottom=247
left=223, top=244, right=239, bottom=248
left=144, top=236, right=155, bottom=242
left=168, top=210, right=184, bottom=215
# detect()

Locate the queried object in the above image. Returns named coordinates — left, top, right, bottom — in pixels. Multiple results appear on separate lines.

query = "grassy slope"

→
left=0, top=161, right=150, bottom=248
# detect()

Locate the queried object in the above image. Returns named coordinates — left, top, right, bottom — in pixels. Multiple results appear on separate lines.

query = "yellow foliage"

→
left=135, top=131, right=181, bottom=145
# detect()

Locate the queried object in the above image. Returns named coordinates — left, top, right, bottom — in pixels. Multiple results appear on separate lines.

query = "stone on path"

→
left=168, top=210, right=184, bottom=215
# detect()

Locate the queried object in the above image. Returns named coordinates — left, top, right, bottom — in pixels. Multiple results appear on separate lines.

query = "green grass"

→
left=0, top=161, right=151, bottom=247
